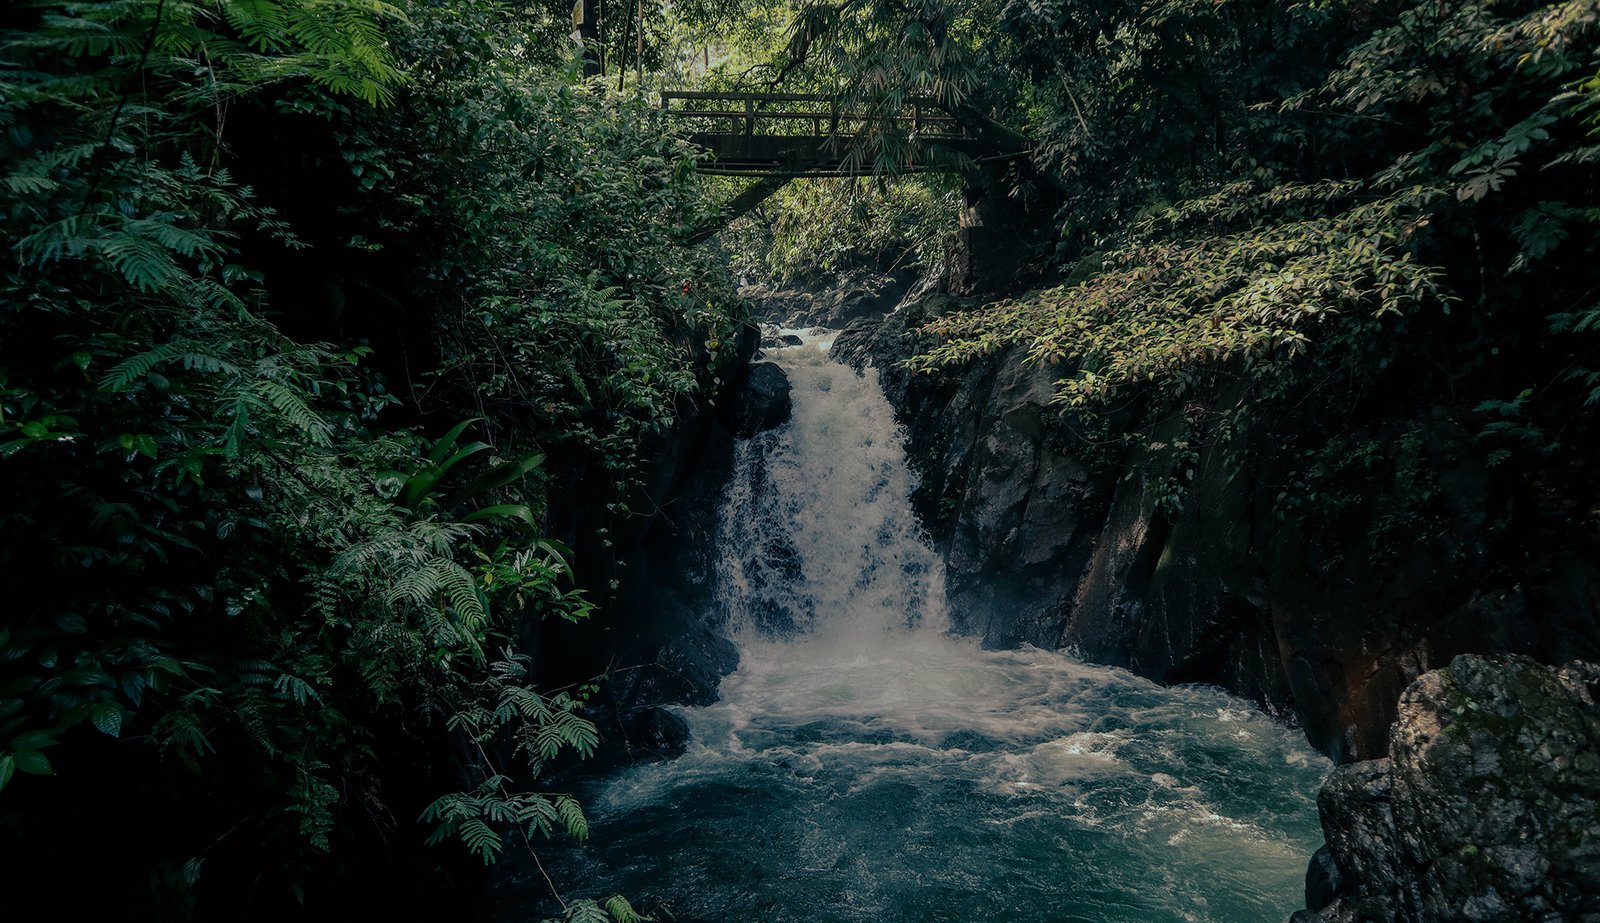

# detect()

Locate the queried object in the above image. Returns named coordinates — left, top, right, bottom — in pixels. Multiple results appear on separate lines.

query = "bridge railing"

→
left=660, top=91, right=965, bottom=142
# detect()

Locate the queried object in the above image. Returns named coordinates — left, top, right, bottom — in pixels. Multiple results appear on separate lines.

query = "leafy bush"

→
left=903, top=0, right=1599, bottom=513
left=1, top=0, right=742, bottom=915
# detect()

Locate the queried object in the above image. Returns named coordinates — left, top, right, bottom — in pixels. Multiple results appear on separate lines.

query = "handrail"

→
left=666, top=109, right=958, bottom=123
left=660, top=91, right=967, bottom=142
left=662, top=107, right=947, bottom=120
left=661, top=90, right=946, bottom=105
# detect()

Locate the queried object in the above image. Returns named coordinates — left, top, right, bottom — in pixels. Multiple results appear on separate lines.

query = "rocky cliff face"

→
left=1295, top=654, right=1600, bottom=922
left=833, top=292, right=1600, bottom=763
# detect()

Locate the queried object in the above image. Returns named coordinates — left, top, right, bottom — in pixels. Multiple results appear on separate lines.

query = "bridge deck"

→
left=662, top=91, right=975, bottom=176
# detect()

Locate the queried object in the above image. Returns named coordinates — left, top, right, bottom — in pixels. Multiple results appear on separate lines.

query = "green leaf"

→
left=603, top=894, right=645, bottom=923
left=91, top=701, right=123, bottom=737
left=401, top=440, right=492, bottom=508
left=12, top=750, right=51, bottom=776
left=461, top=504, right=538, bottom=530
left=427, top=418, right=486, bottom=467
left=8, top=730, right=56, bottom=752
left=555, top=794, right=588, bottom=842
left=53, top=613, right=89, bottom=634
left=459, top=453, right=545, bottom=502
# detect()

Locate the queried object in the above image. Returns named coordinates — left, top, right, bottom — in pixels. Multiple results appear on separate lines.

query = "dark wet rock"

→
left=1306, top=844, right=1345, bottom=912
left=814, top=269, right=915, bottom=327
left=722, top=361, right=792, bottom=438
left=607, top=609, right=740, bottom=710
left=834, top=295, right=1117, bottom=648
left=535, top=323, right=753, bottom=772
left=829, top=291, right=959, bottom=375
left=739, top=285, right=815, bottom=325
left=1299, top=654, right=1600, bottom=922
left=1313, top=759, right=1403, bottom=921
left=624, top=706, right=692, bottom=761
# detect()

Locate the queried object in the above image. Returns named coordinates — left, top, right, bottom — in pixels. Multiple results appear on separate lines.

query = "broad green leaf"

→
left=91, top=701, right=123, bottom=737
left=12, top=749, right=51, bottom=776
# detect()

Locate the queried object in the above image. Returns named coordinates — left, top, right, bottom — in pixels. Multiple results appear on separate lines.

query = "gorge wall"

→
left=831, top=292, right=1600, bottom=765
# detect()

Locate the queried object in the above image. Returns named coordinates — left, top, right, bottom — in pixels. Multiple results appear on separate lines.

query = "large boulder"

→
left=721, top=361, right=792, bottom=438
left=805, top=267, right=915, bottom=327
left=834, top=294, right=1116, bottom=648
left=1300, top=654, right=1600, bottom=922
left=621, top=706, right=693, bottom=762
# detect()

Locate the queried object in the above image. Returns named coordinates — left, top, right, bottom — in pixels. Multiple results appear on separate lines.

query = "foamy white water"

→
left=536, top=332, right=1329, bottom=923
left=714, top=330, right=947, bottom=645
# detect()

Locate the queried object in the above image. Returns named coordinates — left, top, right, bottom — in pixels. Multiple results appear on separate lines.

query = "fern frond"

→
left=563, top=899, right=612, bottom=923
left=603, top=895, right=646, bottom=923
left=554, top=794, right=587, bottom=842
left=254, top=380, right=334, bottom=445
left=101, top=343, right=189, bottom=391
left=440, top=560, right=487, bottom=633
left=100, top=232, right=184, bottom=292
left=457, top=817, right=501, bottom=863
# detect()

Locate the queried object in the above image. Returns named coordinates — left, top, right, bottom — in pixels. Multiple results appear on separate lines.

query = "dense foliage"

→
left=721, top=174, right=960, bottom=283
left=912, top=0, right=1599, bottom=418
left=1, top=0, right=741, bottom=917
left=750, top=0, right=1600, bottom=517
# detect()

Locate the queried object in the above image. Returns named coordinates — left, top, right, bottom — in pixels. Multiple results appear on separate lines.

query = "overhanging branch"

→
left=685, top=174, right=796, bottom=246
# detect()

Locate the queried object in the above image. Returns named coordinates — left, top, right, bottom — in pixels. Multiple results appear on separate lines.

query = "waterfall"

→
left=714, top=330, right=946, bottom=643
left=524, top=331, right=1329, bottom=923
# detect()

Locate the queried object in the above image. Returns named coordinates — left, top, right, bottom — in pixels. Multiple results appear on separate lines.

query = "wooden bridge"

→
left=661, top=91, right=980, bottom=177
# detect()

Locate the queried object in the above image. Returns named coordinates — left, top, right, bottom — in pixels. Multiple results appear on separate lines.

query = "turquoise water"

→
left=519, top=333, right=1328, bottom=922
left=554, top=636, right=1327, bottom=923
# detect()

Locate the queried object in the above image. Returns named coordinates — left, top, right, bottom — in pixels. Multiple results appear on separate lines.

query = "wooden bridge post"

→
left=744, top=96, right=755, bottom=161
left=948, top=160, right=1031, bottom=296
left=574, top=0, right=601, bottom=77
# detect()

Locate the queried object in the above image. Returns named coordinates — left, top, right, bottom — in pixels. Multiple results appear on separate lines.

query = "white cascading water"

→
left=537, top=331, right=1330, bottom=923
left=713, top=328, right=947, bottom=644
